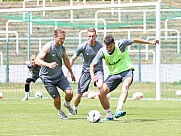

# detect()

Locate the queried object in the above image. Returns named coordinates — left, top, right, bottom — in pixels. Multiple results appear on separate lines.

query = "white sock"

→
left=64, top=101, right=70, bottom=107
left=73, top=106, right=77, bottom=110
left=105, top=109, right=113, bottom=118
left=25, top=92, right=29, bottom=97
left=59, top=109, right=63, bottom=113
left=116, top=102, right=124, bottom=111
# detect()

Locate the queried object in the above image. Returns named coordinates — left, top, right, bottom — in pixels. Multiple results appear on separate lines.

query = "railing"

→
left=164, top=17, right=181, bottom=53
left=95, top=8, right=181, bottom=33
left=79, top=28, right=180, bottom=63
left=129, top=50, right=155, bottom=64
left=23, top=0, right=46, bottom=16
left=0, top=52, right=3, bottom=66
left=0, top=30, right=19, bottom=54
left=146, top=29, right=180, bottom=55
left=95, top=9, right=155, bottom=33
left=0, top=36, right=156, bottom=64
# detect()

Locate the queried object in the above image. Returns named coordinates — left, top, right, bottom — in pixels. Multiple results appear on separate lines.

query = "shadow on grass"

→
left=122, top=118, right=161, bottom=123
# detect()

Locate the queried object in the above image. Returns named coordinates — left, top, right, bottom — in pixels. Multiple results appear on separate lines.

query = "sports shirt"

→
left=92, top=39, right=135, bottom=75
left=74, top=41, right=103, bottom=72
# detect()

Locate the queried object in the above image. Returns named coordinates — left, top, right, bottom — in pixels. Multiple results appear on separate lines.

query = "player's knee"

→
left=26, top=78, right=33, bottom=83
left=54, top=96, right=60, bottom=103
left=65, top=89, right=73, bottom=96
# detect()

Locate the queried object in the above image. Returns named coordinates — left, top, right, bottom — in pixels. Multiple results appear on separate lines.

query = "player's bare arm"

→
left=132, top=38, right=159, bottom=45
left=90, top=63, right=98, bottom=83
left=63, top=50, right=76, bottom=82
left=35, top=43, right=58, bottom=69
left=66, top=54, right=78, bottom=77
left=69, top=54, right=78, bottom=67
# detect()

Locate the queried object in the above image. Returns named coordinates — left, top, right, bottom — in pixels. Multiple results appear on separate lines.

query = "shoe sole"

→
left=58, top=113, right=68, bottom=120
left=102, top=117, right=114, bottom=121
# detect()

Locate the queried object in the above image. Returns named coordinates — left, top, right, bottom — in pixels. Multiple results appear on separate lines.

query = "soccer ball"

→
left=87, top=110, right=102, bottom=123
left=88, top=91, right=96, bottom=99
left=132, top=92, right=144, bottom=100
left=0, top=92, right=3, bottom=99
left=35, top=91, right=43, bottom=99
left=176, top=90, right=181, bottom=97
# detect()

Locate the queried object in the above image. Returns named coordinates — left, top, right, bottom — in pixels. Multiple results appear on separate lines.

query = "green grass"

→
left=0, top=98, right=181, bottom=136
left=1, top=81, right=181, bottom=100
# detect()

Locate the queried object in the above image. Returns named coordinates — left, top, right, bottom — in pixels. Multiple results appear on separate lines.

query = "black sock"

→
left=25, top=84, right=30, bottom=92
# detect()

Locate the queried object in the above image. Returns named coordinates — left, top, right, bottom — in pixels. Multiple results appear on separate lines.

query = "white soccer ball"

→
left=132, top=92, right=144, bottom=100
left=87, top=110, right=102, bottom=123
left=35, top=91, right=43, bottom=99
left=176, top=90, right=181, bottom=97
left=0, top=92, right=3, bottom=99
left=88, top=91, right=96, bottom=99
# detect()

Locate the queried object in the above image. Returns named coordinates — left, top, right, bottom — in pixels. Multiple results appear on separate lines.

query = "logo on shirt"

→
left=109, top=58, right=121, bottom=65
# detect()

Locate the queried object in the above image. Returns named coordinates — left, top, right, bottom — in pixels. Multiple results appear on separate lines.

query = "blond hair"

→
left=54, top=28, right=66, bottom=37
left=30, top=55, right=36, bottom=60
left=87, top=28, right=96, bottom=33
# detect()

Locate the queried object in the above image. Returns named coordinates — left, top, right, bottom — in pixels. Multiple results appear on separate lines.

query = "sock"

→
left=59, top=109, right=64, bottom=113
left=25, top=84, right=29, bottom=92
left=25, top=84, right=30, bottom=97
left=116, top=102, right=124, bottom=111
left=73, top=106, right=77, bottom=110
left=105, top=109, right=113, bottom=118
left=25, top=92, right=30, bottom=97
left=64, top=101, right=70, bottom=107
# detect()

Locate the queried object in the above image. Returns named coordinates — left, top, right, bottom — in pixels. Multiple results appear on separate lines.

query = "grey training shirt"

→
left=39, top=41, right=64, bottom=79
left=74, top=41, right=103, bottom=72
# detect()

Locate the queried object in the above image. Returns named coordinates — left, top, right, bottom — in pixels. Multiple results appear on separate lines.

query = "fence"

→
left=0, top=1, right=181, bottom=100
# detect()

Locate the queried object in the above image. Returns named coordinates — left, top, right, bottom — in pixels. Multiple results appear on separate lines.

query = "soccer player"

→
left=35, top=28, right=76, bottom=120
left=67, top=28, right=104, bottom=114
left=90, top=35, right=159, bottom=121
left=22, top=55, right=41, bottom=101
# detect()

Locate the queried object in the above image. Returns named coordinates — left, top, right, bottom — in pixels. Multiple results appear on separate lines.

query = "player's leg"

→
left=41, top=77, right=68, bottom=119
left=22, top=78, right=34, bottom=101
left=73, top=93, right=82, bottom=113
left=73, top=72, right=91, bottom=114
left=101, top=74, right=122, bottom=120
left=54, top=96, right=68, bottom=120
left=114, top=70, right=133, bottom=118
left=98, top=83, right=114, bottom=121
left=95, top=70, right=104, bottom=94
left=57, top=74, right=76, bottom=115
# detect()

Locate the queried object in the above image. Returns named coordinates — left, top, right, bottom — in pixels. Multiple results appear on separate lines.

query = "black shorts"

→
left=105, top=69, right=134, bottom=92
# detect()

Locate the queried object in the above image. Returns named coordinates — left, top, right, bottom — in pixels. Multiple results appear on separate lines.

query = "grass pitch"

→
left=0, top=98, right=181, bottom=136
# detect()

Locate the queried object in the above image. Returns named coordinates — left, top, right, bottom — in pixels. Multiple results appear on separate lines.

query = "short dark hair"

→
left=104, top=36, right=114, bottom=45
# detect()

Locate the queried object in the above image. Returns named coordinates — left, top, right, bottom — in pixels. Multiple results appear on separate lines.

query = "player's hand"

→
left=96, top=80, right=103, bottom=89
left=70, top=73, right=76, bottom=82
left=92, top=75, right=98, bottom=83
left=48, top=62, right=58, bottom=69
left=152, top=39, right=159, bottom=45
